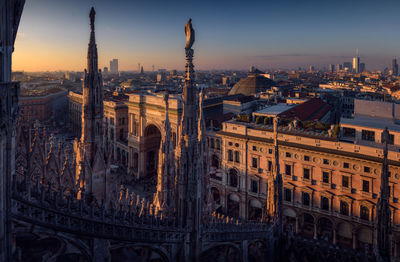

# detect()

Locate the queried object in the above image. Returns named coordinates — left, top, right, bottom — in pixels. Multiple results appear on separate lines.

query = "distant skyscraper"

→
left=392, top=58, right=398, bottom=76
left=343, top=62, right=352, bottom=72
left=309, top=65, right=315, bottom=73
left=110, top=59, right=118, bottom=74
left=336, top=64, right=342, bottom=72
left=138, top=63, right=141, bottom=73
left=352, top=49, right=360, bottom=73
left=359, top=63, right=365, bottom=73
left=103, top=67, right=108, bottom=74
left=328, top=64, right=335, bottom=73
left=140, top=66, right=144, bottom=74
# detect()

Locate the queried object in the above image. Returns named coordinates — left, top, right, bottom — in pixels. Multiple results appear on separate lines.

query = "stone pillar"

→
left=92, top=239, right=110, bottom=262
left=242, top=240, right=248, bottom=262
left=333, top=228, right=337, bottom=245
left=138, top=148, right=145, bottom=179
left=313, top=222, right=318, bottom=239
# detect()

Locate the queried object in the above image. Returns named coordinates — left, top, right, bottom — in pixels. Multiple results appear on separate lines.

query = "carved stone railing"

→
left=11, top=180, right=186, bottom=243
left=202, top=215, right=275, bottom=242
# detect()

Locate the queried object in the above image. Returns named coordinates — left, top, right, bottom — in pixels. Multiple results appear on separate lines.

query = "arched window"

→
left=340, top=201, right=349, bottom=216
left=234, top=151, right=240, bottom=163
left=321, top=196, right=329, bottom=211
left=360, top=205, right=369, bottom=221
left=216, top=139, right=221, bottom=150
left=211, top=155, right=220, bottom=169
left=229, top=169, right=238, bottom=188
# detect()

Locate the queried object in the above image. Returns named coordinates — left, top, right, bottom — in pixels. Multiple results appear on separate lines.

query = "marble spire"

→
left=374, top=127, right=392, bottom=261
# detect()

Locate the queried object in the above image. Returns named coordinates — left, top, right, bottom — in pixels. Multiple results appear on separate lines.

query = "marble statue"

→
left=185, top=18, right=195, bottom=50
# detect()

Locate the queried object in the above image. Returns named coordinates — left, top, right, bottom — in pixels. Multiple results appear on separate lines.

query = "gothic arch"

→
left=201, top=243, right=242, bottom=262
left=12, top=229, right=91, bottom=262
left=248, top=240, right=268, bottom=262
left=110, top=243, right=171, bottom=262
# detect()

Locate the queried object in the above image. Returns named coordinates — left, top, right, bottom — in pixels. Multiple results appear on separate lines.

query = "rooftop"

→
left=253, top=103, right=295, bottom=116
left=341, top=115, right=400, bottom=132
left=20, top=87, right=66, bottom=97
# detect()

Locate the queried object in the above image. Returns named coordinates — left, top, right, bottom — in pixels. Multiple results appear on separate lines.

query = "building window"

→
left=252, top=146, right=257, bottom=151
left=234, top=151, right=240, bottom=163
left=342, top=175, right=349, bottom=188
left=322, top=172, right=330, bottom=184
left=267, top=161, right=272, bottom=172
left=323, top=159, right=329, bottom=165
left=235, top=143, right=239, bottom=147
left=304, top=155, right=310, bottom=161
left=228, top=150, right=233, bottom=161
left=321, top=196, right=329, bottom=211
left=285, top=164, right=291, bottom=176
left=302, top=192, right=310, bottom=206
left=216, top=139, right=221, bottom=150
left=252, top=157, right=258, bottom=168
left=268, top=149, right=273, bottom=154
left=251, top=180, right=258, bottom=193
left=361, top=130, right=375, bottom=142
left=210, top=138, right=215, bottom=148
left=303, top=168, right=310, bottom=180
left=286, top=152, right=292, bottom=158
left=343, top=162, right=349, bottom=169
left=229, top=169, right=239, bottom=188
left=364, top=166, right=370, bottom=173
left=340, top=201, right=349, bottom=216
left=284, top=188, right=292, bottom=202
left=228, top=142, right=233, bottom=146
left=343, top=127, right=355, bottom=138
left=362, top=180, right=370, bottom=192
left=360, top=206, right=369, bottom=221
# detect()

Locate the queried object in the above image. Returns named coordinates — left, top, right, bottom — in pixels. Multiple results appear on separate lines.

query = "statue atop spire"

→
left=185, top=18, right=195, bottom=50
left=90, top=7, right=96, bottom=32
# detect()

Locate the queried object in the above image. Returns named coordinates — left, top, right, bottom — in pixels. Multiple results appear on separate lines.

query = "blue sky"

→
left=13, top=0, right=400, bottom=71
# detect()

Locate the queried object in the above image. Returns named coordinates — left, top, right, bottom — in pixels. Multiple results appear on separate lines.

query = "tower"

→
left=353, top=49, right=360, bottom=73
left=0, top=0, right=25, bottom=260
left=392, top=58, right=398, bottom=76
left=175, top=18, right=203, bottom=260
left=75, top=7, right=108, bottom=201
left=374, top=127, right=392, bottom=261
left=110, top=58, right=118, bottom=74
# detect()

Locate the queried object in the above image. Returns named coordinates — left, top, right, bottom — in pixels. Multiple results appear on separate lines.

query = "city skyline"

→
left=12, top=0, right=400, bottom=72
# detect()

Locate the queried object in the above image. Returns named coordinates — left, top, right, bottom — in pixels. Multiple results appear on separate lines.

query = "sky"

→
left=12, top=0, right=400, bottom=72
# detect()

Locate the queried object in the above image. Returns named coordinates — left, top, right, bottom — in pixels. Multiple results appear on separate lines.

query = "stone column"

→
left=313, top=222, right=318, bottom=239
left=333, top=228, right=337, bottom=245
left=242, top=240, right=248, bottom=262
left=352, top=231, right=357, bottom=249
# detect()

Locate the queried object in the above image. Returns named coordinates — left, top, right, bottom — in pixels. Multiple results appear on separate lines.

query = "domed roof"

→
left=228, top=71, right=273, bottom=96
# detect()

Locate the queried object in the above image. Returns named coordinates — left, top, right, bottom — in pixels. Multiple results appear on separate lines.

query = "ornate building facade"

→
left=207, top=118, right=399, bottom=259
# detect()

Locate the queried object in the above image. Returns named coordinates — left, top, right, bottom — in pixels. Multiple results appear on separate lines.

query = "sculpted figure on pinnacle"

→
left=185, top=18, right=195, bottom=50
